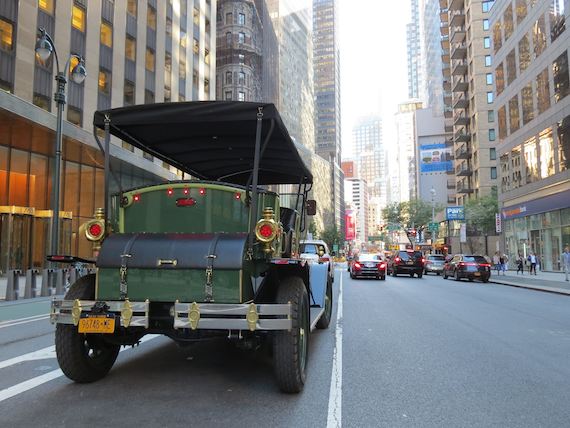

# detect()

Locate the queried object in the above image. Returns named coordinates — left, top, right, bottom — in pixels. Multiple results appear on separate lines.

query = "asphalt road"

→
left=1, top=268, right=570, bottom=427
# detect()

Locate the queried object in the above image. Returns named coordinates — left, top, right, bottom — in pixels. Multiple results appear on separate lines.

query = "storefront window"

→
left=9, top=149, right=29, bottom=207
left=539, top=128, right=555, bottom=178
left=524, top=137, right=538, bottom=183
left=557, top=115, right=570, bottom=171
left=29, top=153, right=48, bottom=210
left=0, top=145, right=8, bottom=205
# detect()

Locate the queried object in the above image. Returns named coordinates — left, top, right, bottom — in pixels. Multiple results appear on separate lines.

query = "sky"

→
left=339, top=0, right=411, bottom=159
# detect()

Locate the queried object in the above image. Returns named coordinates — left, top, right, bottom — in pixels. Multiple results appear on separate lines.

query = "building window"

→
left=179, top=60, right=186, bottom=79
left=100, top=22, right=113, bottom=47
left=147, top=6, right=157, bottom=30
left=238, top=91, right=245, bottom=101
left=67, top=107, right=82, bottom=126
left=226, top=12, right=232, bottom=24
left=536, top=67, right=551, bottom=113
left=483, top=19, right=490, bottom=31
left=509, top=95, right=520, bottom=133
left=490, top=148, right=497, bottom=160
left=124, top=80, right=135, bottom=105
left=193, top=7, right=199, bottom=25
left=550, top=0, right=566, bottom=42
left=238, top=71, right=245, bottom=85
left=205, top=19, right=210, bottom=34
left=515, top=0, right=527, bottom=24
left=166, top=17, right=172, bottom=37
left=539, top=128, right=555, bottom=178
left=506, top=49, right=516, bottom=84
left=486, top=73, right=493, bottom=85
left=144, top=89, right=154, bottom=104
left=490, top=167, right=497, bottom=179
left=193, top=38, right=199, bottom=55
left=518, top=34, right=530, bottom=72
left=225, top=91, right=232, bottom=100
left=238, top=54, right=244, bottom=64
left=533, top=16, right=546, bottom=58
left=143, top=151, right=153, bottom=161
left=238, top=13, right=245, bottom=25
left=482, top=1, right=495, bottom=13
left=226, top=32, right=232, bottom=45
left=193, top=69, right=198, bottom=88
left=488, top=110, right=495, bottom=122
left=0, top=18, right=13, bottom=51
left=492, top=22, right=502, bottom=53
left=205, top=49, right=210, bottom=65
left=125, top=36, right=136, bottom=60
left=204, top=78, right=210, bottom=93
left=127, top=0, right=137, bottom=16
left=238, top=32, right=245, bottom=44
left=483, top=36, right=491, bottom=49
left=495, top=63, right=504, bottom=95
left=503, top=4, right=513, bottom=40
left=524, top=137, right=538, bottom=183
left=487, top=91, right=494, bottom=103
left=38, top=0, right=55, bottom=15
left=521, top=83, right=534, bottom=124
left=145, top=48, right=155, bottom=72
left=164, top=86, right=171, bottom=102
left=485, top=55, right=492, bottom=67
left=557, top=116, right=570, bottom=172
left=122, top=141, right=134, bottom=152
left=498, top=105, right=507, bottom=139
left=489, top=129, right=496, bottom=141
left=98, top=69, right=111, bottom=94
left=553, top=51, right=569, bottom=102
left=72, top=5, right=86, bottom=32
left=33, top=93, right=51, bottom=111
left=225, top=71, right=232, bottom=84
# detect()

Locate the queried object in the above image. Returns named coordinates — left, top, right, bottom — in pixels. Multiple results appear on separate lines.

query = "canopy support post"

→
left=104, top=115, right=111, bottom=228
left=248, top=107, right=264, bottom=257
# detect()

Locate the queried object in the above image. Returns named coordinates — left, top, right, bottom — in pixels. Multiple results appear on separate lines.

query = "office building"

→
left=395, top=101, right=423, bottom=202
left=0, top=0, right=216, bottom=272
left=491, top=0, right=569, bottom=271
left=345, top=177, right=368, bottom=244
left=408, top=0, right=422, bottom=99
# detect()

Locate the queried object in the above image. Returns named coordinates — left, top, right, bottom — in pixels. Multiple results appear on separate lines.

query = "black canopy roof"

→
left=93, top=102, right=313, bottom=185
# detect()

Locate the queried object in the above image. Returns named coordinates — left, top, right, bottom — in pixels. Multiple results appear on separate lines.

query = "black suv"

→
left=388, top=250, right=425, bottom=278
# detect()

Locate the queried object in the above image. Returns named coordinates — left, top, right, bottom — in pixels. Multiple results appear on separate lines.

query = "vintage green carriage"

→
left=50, top=102, right=332, bottom=393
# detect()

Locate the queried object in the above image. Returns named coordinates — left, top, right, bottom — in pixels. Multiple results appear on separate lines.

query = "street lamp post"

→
left=430, top=187, right=436, bottom=248
left=35, top=28, right=86, bottom=258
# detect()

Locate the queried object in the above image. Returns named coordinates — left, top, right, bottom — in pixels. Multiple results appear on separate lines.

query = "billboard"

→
left=345, top=210, right=355, bottom=241
left=419, top=143, right=453, bottom=173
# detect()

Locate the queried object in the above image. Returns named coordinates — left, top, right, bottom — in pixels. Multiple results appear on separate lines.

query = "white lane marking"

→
left=0, top=334, right=160, bottom=403
left=0, top=345, right=56, bottom=370
left=0, top=314, right=48, bottom=325
left=0, top=315, right=50, bottom=329
left=327, top=271, right=343, bottom=428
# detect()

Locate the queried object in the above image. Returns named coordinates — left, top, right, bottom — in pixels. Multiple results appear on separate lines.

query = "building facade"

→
left=395, top=101, right=423, bottom=202
left=344, top=177, right=368, bottom=245
left=352, top=116, right=386, bottom=204
left=407, top=0, right=422, bottom=99
left=0, top=0, right=216, bottom=273
left=490, top=0, right=569, bottom=271
left=441, top=0, right=498, bottom=205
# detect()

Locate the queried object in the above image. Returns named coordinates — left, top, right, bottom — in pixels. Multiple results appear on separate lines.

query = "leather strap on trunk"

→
left=119, top=234, right=139, bottom=299
left=204, top=233, right=221, bottom=302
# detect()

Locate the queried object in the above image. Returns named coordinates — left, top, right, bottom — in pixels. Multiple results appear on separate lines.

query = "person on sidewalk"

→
left=528, top=251, right=537, bottom=275
left=493, top=252, right=501, bottom=275
left=501, top=253, right=509, bottom=274
left=562, top=246, right=570, bottom=282
left=516, top=253, right=524, bottom=275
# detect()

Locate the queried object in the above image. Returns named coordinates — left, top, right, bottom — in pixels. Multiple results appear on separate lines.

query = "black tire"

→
left=349, top=271, right=355, bottom=279
left=392, top=269, right=397, bottom=277
left=409, top=273, right=414, bottom=278
left=417, top=272, right=423, bottom=279
left=482, top=277, right=489, bottom=283
left=454, top=270, right=461, bottom=281
left=468, top=278, right=474, bottom=282
left=437, top=272, right=441, bottom=276
left=273, top=276, right=309, bottom=393
left=316, top=278, right=332, bottom=330
left=55, top=274, right=120, bottom=383
left=424, top=269, right=428, bottom=275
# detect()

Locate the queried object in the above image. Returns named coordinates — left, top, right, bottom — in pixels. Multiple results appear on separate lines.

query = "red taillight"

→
left=395, top=257, right=400, bottom=263
left=353, top=262, right=362, bottom=270
left=378, top=263, right=386, bottom=269
left=183, top=188, right=189, bottom=195
left=133, top=194, right=141, bottom=202
left=235, top=193, right=241, bottom=200
left=167, top=188, right=174, bottom=196
left=421, top=258, right=426, bottom=264
left=176, top=198, right=196, bottom=207
left=480, top=263, right=491, bottom=267
left=259, top=224, right=274, bottom=238
left=199, top=188, right=206, bottom=195
left=51, top=255, right=67, bottom=261
left=88, top=223, right=102, bottom=238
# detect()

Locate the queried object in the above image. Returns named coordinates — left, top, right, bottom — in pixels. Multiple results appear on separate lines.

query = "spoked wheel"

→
left=316, top=278, right=333, bottom=330
left=55, top=274, right=120, bottom=383
left=273, top=276, right=310, bottom=393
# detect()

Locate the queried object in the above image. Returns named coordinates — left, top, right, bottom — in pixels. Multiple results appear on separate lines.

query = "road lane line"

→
left=0, top=334, right=160, bottom=403
left=0, top=345, right=56, bottom=370
left=0, top=315, right=50, bottom=329
left=0, top=314, right=48, bottom=325
left=327, top=271, right=343, bottom=428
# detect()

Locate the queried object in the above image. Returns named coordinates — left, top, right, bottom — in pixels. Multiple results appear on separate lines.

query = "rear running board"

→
left=310, top=307, right=325, bottom=331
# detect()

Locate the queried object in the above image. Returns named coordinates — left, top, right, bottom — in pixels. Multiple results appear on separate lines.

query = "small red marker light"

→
left=183, top=188, right=189, bottom=195
left=88, top=223, right=102, bottom=237
left=235, top=193, right=241, bottom=200
left=259, top=224, right=274, bottom=238
left=167, top=188, right=174, bottom=196
left=133, top=194, right=141, bottom=202
left=199, top=188, right=206, bottom=195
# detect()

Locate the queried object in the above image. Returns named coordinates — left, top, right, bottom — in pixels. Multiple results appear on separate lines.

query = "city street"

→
left=1, top=267, right=570, bottom=427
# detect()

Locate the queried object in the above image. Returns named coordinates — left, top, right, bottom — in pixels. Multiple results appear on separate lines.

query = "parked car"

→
left=424, top=254, right=446, bottom=275
left=443, top=254, right=491, bottom=282
left=350, top=253, right=387, bottom=280
left=300, top=239, right=334, bottom=283
left=388, top=250, right=425, bottom=278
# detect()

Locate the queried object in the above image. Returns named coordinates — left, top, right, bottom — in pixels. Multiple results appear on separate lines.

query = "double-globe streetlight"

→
left=35, top=28, right=86, bottom=258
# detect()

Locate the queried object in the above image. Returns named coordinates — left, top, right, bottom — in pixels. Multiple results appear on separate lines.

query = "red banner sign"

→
left=345, top=211, right=355, bottom=241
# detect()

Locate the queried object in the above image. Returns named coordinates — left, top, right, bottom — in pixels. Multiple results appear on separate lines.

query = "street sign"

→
left=428, top=222, right=439, bottom=231
left=387, top=225, right=399, bottom=232
left=367, top=236, right=383, bottom=241
left=495, top=213, right=502, bottom=233
left=446, top=206, right=465, bottom=220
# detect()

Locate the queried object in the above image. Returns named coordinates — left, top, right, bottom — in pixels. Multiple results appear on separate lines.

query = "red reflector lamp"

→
left=167, top=188, right=174, bottom=196
left=88, top=223, right=102, bottom=237
left=379, top=263, right=386, bottom=269
left=395, top=257, right=400, bottom=263
left=199, top=188, right=206, bottom=195
left=183, top=188, right=189, bottom=195
left=354, top=262, right=361, bottom=269
left=133, top=194, right=141, bottom=202
left=235, top=193, right=241, bottom=200
left=259, top=224, right=274, bottom=238
left=176, top=198, right=196, bottom=207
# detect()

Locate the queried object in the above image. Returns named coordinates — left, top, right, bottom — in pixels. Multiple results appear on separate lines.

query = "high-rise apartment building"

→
left=440, top=0, right=498, bottom=205
left=395, top=101, right=423, bottom=202
left=0, top=0, right=216, bottom=272
left=422, top=0, right=448, bottom=115
left=345, top=177, right=368, bottom=244
left=407, top=0, right=422, bottom=99
left=313, top=0, right=343, bottom=231
left=490, top=0, right=569, bottom=271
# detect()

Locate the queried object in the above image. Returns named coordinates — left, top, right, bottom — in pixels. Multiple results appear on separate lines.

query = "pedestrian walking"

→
left=501, top=253, right=509, bottom=274
left=493, top=252, right=501, bottom=275
left=516, top=253, right=524, bottom=275
left=528, top=251, right=537, bottom=275
left=562, top=246, right=570, bottom=282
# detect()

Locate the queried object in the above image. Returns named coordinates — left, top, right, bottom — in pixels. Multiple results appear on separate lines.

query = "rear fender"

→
left=307, top=262, right=328, bottom=308
left=257, top=263, right=310, bottom=303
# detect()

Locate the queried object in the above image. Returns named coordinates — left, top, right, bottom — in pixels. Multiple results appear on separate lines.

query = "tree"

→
left=464, top=190, right=498, bottom=235
left=308, top=220, right=318, bottom=239
left=381, top=202, right=404, bottom=226
left=320, top=225, right=342, bottom=254
left=402, top=199, right=441, bottom=229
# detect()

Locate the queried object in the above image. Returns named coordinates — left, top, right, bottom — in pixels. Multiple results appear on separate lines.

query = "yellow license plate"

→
left=474, top=272, right=481, bottom=276
left=78, top=316, right=115, bottom=334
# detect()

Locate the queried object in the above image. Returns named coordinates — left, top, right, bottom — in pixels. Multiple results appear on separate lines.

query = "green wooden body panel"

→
left=96, top=267, right=254, bottom=303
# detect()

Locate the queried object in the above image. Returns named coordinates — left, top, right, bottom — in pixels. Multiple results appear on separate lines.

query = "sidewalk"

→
left=488, top=269, right=570, bottom=295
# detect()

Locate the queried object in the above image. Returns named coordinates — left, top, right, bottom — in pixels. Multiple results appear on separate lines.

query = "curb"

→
left=489, top=279, right=570, bottom=296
